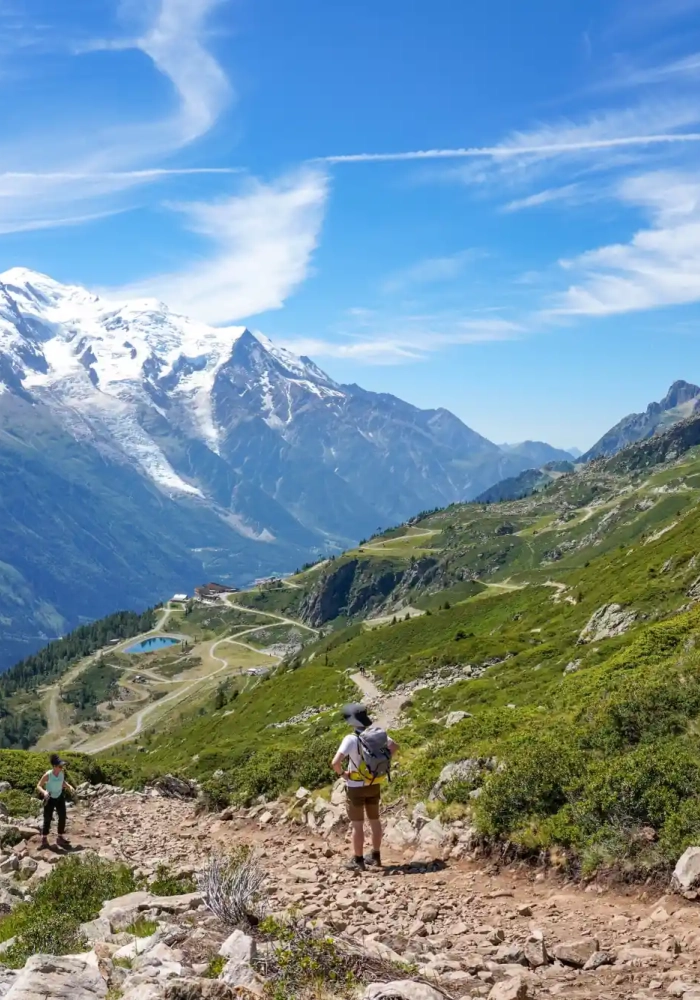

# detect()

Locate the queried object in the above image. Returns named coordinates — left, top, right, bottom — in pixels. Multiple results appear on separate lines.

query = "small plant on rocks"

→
left=125, top=917, right=158, bottom=938
left=198, top=846, right=266, bottom=927
left=148, top=863, right=196, bottom=896
left=203, top=955, right=226, bottom=978
left=259, top=917, right=357, bottom=1000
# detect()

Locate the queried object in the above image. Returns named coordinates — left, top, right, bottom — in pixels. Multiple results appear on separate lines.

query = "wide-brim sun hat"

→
left=342, top=703, right=372, bottom=729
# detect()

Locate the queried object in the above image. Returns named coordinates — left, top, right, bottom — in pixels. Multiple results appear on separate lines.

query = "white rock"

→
left=551, top=937, right=599, bottom=968
left=383, top=818, right=418, bottom=851
left=5, top=954, right=106, bottom=999
left=673, top=848, right=700, bottom=891
left=79, top=917, right=112, bottom=946
left=488, top=976, right=529, bottom=1000
left=578, top=603, right=636, bottom=643
left=364, top=981, right=446, bottom=1000
left=445, top=711, right=471, bottom=728
left=219, top=929, right=256, bottom=963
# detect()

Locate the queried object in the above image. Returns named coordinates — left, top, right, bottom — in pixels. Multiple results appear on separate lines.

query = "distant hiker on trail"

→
left=332, top=703, right=397, bottom=872
left=37, top=754, right=75, bottom=850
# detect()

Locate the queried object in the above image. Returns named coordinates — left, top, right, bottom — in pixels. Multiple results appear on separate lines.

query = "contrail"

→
left=322, top=132, right=700, bottom=164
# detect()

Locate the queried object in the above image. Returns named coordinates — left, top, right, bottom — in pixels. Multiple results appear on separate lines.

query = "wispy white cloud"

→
left=382, top=250, right=477, bottom=294
left=113, top=167, right=329, bottom=324
left=502, top=184, right=583, bottom=213
left=548, top=170, right=700, bottom=316
left=323, top=127, right=700, bottom=165
left=0, top=0, right=233, bottom=233
left=279, top=317, right=522, bottom=366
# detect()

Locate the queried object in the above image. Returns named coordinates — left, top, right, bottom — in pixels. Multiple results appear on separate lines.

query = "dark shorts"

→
left=346, top=784, right=381, bottom=822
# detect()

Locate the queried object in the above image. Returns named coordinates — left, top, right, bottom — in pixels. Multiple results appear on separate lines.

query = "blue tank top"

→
left=45, top=770, right=65, bottom=798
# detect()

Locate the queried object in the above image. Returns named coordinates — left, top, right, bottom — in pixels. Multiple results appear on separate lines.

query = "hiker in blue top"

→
left=37, top=754, right=75, bottom=850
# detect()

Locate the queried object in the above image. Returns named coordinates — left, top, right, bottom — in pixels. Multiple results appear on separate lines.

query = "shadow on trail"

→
left=380, top=860, right=447, bottom=876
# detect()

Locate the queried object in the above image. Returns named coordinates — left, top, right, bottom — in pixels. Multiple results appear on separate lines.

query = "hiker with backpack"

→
left=332, top=703, right=397, bottom=871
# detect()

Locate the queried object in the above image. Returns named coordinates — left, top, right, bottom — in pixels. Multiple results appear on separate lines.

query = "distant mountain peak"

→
left=583, top=380, right=700, bottom=462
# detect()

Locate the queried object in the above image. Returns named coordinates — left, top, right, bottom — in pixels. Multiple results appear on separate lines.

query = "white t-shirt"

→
left=336, top=731, right=397, bottom=787
left=337, top=733, right=366, bottom=788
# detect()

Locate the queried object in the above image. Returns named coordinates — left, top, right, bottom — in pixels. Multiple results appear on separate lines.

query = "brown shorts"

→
left=346, top=784, right=381, bottom=822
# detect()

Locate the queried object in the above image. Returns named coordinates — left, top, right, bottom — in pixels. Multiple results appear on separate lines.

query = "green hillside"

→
left=7, top=414, right=700, bottom=876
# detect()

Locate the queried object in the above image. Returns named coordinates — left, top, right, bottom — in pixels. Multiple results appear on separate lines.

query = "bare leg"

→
left=351, top=820, right=365, bottom=857
left=369, top=819, right=382, bottom=852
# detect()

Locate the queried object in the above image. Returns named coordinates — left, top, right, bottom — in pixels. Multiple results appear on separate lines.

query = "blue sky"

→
left=2, top=1, right=700, bottom=448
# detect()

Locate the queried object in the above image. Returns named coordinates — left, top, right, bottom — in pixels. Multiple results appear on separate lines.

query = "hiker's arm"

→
left=36, top=774, right=48, bottom=798
left=331, top=751, right=345, bottom=776
left=64, top=781, right=75, bottom=795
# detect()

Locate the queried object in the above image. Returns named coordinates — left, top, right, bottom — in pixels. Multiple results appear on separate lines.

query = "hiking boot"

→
left=39, top=837, right=49, bottom=850
left=364, top=851, right=382, bottom=868
left=344, top=856, right=365, bottom=873
left=56, top=836, right=71, bottom=849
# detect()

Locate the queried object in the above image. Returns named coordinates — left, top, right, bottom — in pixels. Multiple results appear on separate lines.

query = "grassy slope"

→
left=103, top=443, right=700, bottom=875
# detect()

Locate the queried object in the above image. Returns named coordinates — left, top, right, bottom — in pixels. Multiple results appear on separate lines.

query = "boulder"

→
left=144, top=892, right=202, bottom=913
left=0, top=782, right=10, bottom=793
left=384, top=818, right=418, bottom=851
left=218, top=929, right=256, bottom=963
left=429, top=758, right=495, bottom=800
left=79, top=917, right=112, bottom=946
left=488, top=977, right=529, bottom=1000
left=364, top=982, right=447, bottom=1000
left=495, top=942, right=526, bottom=965
left=583, top=951, right=613, bottom=971
left=0, top=804, right=7, bottom=821
left=523, top=932, right=548, bottom=968
left=673, top=848, right=700, bottom=892
left=149, top=775, right=198, bottom=798
left=578, top=604, right=636, bottom=643
left=444, top=711, right=472, bottom=728
left=121, top=987, right=166, bottom=1000
left=551, top=938, right=599, bottom=968
left=100, top=891, right=153, bottom=921
left=5, top=954, right=106, bottom=999
left=220, top=959, right=264, bottom=994
left=414, top=818, right=455, bottom=860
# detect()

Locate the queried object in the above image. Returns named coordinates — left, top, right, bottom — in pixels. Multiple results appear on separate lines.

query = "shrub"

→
left=149, top=864, right=196, bottom=897
left=0, top=789, right=36, bottom=817
left=0, top=854, right=136, bottom=968
left=198, top=847, right=266, bottom=927
left=259, top=917, right=358, bottom=1000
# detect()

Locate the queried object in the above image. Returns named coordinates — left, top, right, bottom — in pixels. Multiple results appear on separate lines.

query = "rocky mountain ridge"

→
left=582, top=380, right=700, bottom=461
left=0, top=268, right=538, bottom=669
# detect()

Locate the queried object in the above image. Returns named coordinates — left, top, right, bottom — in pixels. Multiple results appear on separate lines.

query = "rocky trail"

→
left=350, top=672, right=406, bottom=731
left=5, top=786, right=700, bottom=999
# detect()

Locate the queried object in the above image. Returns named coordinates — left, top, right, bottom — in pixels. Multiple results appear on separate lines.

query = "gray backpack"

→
left=357, top=726, right=392, bottom=784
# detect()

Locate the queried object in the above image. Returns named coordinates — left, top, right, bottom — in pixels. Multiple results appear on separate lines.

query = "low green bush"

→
left=0, top=789, right=37, bottom=817
left=148, top=863, right=196, bottom=897
left=0, top=854, right=137, bottom=968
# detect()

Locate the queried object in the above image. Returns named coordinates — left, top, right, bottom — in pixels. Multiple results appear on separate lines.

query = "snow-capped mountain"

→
left=0, top=268, right=532, bottom=667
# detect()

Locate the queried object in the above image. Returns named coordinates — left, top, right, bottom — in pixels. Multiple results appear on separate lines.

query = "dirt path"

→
left=225, top=596, right=319, bottom=633
left=350, top=671, right=405, bottom=730
left=55, top=793, right=700, bottom=1000
left=77, top=632, right=281, bottom=754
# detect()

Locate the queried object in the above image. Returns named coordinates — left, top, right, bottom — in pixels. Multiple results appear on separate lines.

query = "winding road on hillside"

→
left=224, top=596, right=319, bottom=633
left=79, top=629, right=283, bottom=754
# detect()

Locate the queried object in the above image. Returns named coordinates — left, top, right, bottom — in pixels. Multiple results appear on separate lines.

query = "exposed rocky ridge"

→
left=583, top=381, right=700, bottom=462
